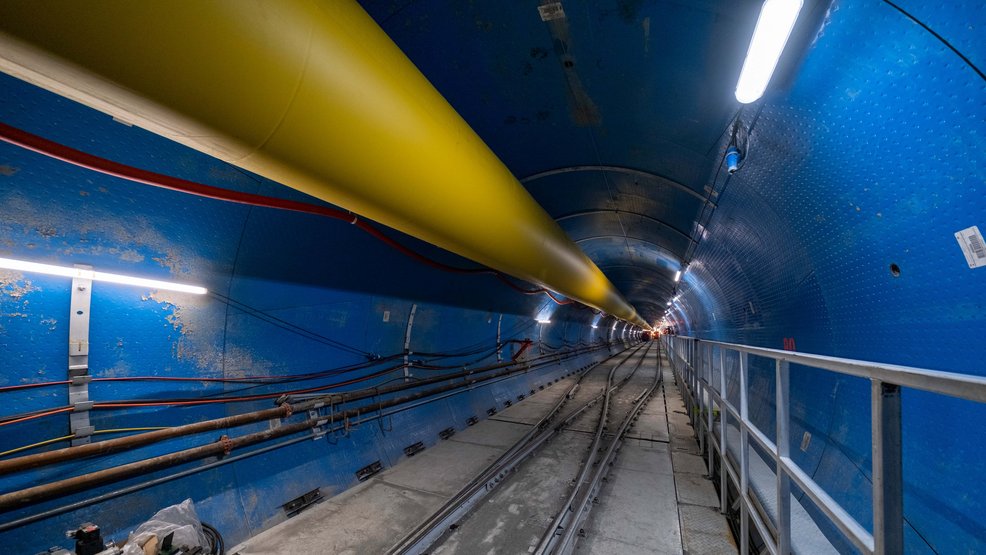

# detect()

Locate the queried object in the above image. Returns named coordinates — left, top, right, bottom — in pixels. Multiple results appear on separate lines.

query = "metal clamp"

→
left=309, top=409, right=327, bottom=440
left=218, top=434, right=233, bottom=456
left=68, top=267, right=93, bottom=446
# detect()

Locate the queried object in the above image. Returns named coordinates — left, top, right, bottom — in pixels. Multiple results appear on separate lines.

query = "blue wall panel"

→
left=0, top=69, right=618, bottom=553
left=1, top=0, right=983, bottom=552
left=671, top=1, right=985, bottom=552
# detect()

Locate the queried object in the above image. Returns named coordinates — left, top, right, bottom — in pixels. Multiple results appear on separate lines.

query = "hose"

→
left=0, top=121, right=573, bottom=305
left=201, top=522, right=224, bottom=555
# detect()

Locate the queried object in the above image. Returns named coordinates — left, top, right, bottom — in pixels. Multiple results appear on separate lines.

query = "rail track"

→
left=389, top=341, right=662, bottom=555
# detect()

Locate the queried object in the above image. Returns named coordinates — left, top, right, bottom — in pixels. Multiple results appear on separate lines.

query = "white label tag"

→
left=955, top=226, right=986, bottom=269
left=538, top=2, right=565, bottom=21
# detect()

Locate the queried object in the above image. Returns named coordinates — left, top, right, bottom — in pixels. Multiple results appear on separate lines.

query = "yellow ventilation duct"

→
left=0, top=0, right=648, bottom=328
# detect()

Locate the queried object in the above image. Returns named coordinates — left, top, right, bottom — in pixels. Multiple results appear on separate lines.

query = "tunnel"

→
left=0, top=1, right=983, bottom=554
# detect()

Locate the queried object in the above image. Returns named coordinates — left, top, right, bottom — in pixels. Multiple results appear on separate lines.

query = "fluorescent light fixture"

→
left=536, top=318, right=552, bottom=324
left=591, top=324, right=599, bottom=329
left=673, top=270, right=682, bottom=283
left=666, top=301, right=672, bottom=306
left=734, top=0, right=803, bottom=104
left=0, top=257, right=207, bottom=295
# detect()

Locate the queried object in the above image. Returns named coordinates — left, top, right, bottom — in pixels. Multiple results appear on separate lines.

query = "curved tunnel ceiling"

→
left=358, top=0, right=766, bottom=324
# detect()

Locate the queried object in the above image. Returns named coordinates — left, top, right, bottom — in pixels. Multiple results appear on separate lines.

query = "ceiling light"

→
left=0, top=256, right=207, bottom=294
left=673, top=270, right=682, bottom=283
left=734, top=0, right=803, bottom=104
left=536, top=318, right=552, bottom=324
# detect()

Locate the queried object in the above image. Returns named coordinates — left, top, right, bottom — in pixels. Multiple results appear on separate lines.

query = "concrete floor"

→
left=663, top=373, right=737, bottom=555
left=231, top=347, right=736, bottom=554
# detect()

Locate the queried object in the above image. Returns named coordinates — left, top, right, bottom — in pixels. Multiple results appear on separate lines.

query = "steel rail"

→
left=532, top=343, right=653, bottom=554
left=538, top=345, right=663, bottom=554
left=388, top=343, right=651, bottom=555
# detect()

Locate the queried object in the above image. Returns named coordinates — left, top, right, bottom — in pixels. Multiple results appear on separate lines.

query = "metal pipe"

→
left=0, top=345, right=613, bottom=512
left=671, top=337, right=881, bottom=554
left=0, top=344, right=606, bottom=477
left=775, top=360, right=791, bottom=554
left=0, top=405, right=289, bottom=476
left=0, top=0, right=647, bottom=327
left=0, top=434, right=315, bottom=533
left=739, top=351, right=750, bottom=555
left=872, top=381, right=903, bottom=555
left=674, top=337, right=986, bottom=404
left=1, top=347, right=620, bottom=531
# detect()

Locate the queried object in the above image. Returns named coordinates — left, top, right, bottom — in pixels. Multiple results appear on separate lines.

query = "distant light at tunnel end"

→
left=734, top=0, right=803, bottom=104
left=0, top=256, right=208, bottom=295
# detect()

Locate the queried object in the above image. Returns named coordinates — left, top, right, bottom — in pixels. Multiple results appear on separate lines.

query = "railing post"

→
left=739, top=351, right=750, bottom=555
left=719, top=347, right=728, bottom=514
left=696, top=341, right=705, bottom=453
left=690, top=341, right=698, bottom=426
left=707, top=343, right=713, bottom=384
left=872, top=380, right=903, bottom=555
left=776, top=360, right=791, bottom=554
left=707, top=380, right=714, bottom=476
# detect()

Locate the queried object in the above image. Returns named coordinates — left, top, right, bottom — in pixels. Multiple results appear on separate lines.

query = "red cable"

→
left=0, top=381, right=71, bottom=393
left=0, top=344, right=596, bottom=424
left=0, top=121, right=573, bottom=302
left=0, top=343, right=508, bottom=394
left=92, top=364, right=403, bottom=409
left=0, top=407, right=73, bottom=427
left=543, top=290, right=574, bottom=305
left=511, top=339, right=534, bottom=361
left=0, top=123, right=588, bottom=417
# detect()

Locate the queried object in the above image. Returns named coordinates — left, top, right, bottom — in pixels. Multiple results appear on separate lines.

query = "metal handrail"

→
left=662, top=335, right=986, bottom=555
left=684, top=338, right=986, bottom=403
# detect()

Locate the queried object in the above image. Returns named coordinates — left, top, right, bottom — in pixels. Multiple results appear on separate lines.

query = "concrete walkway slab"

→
left=231, top=347, right=738, bottom=555
left=582, top=461, right=682, bottom=554
left=433, top=429, right=594, bottom=554
left=680, top=504, right=738, bottom=555
left=382, top=440, right=505, bottom=496
left=450, top=418, right=531, bottom=449
left=234, top=480, right=444, bottom=555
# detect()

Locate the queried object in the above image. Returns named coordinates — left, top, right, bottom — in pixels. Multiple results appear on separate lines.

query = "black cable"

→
left=415, top=318, right=536, bottom=359
left=683, top=104, right=764, bottom=267
left=210, top=292, right=372, bottom=358
left=201, top=521, right=224, bottom=555
left=0, top=344, right=515, bottom=422
left=880, top=0, right=985, bottom=82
